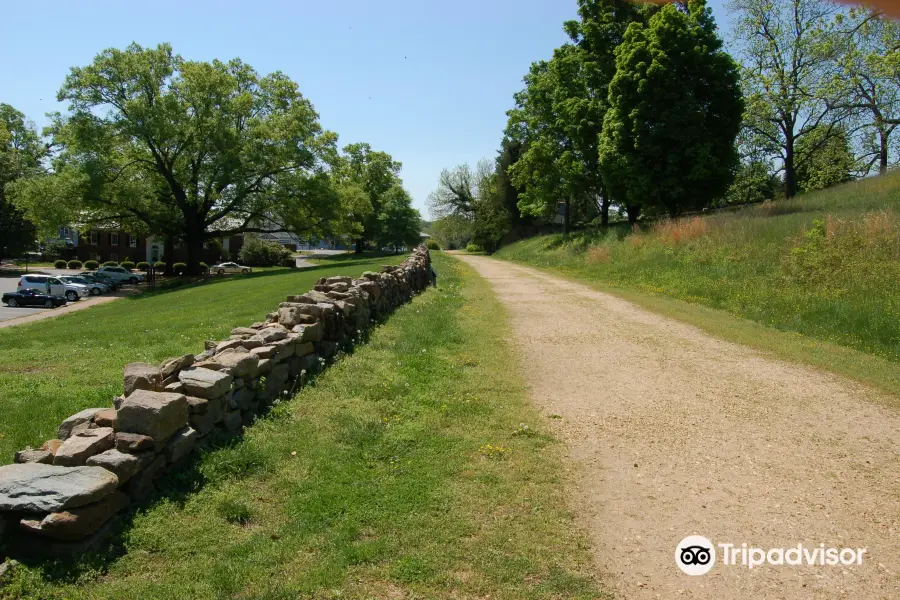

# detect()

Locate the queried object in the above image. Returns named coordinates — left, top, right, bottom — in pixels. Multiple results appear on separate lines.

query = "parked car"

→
left=2, top=289, right=67, bottom=308
left=79, top=271, right=121, bottom=290
left=59, top=275, right=108, bottom=296
left=97, top=266, right=144, bottom=285
left=16, top=275, right=87, bottom=302
left=211, top=262, right=252, bottom=274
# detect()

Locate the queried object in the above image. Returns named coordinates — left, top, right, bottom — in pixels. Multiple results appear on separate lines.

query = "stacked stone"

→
left=0, top=246, right=431, bottom=555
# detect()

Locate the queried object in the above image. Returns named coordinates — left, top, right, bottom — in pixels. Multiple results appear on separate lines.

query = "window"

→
left=110, top=253, right=119, bottom=262
left=129, top=235, right=137, bottom=248
left=49, top=278, right=61, bottom=285
left=111, top=233, right=119, bottom=245
left=90, top=231, right=98, bottom=245
left=90, top=253, right=100, bottom=261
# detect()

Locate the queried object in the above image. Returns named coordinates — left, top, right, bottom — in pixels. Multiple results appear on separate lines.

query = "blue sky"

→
left=0, top=0, right=729, bottom=218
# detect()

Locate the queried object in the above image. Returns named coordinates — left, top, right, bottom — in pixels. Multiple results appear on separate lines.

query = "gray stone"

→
left=272, top=337, right=295, bottom=361
left=257, top=358, right=272, bottom=375
left=53, top=428, right=115, bottom=467
left=215, top=339, right=245, bottom=354
left=185, top=395, right=209, bottom=414
left=277, top=306, right=319, bottom=328
left=0, top=464, right=118, bottom=512
left=117, top=390, right=189, bottom=442
left=252, top=327, right=288, bottom=344
left=250, top=345, right=276, bottom=359
left=164, top=381, right=186, bottom=393
left=293, top=322, right=324, bottom=343
left=86, top=449, right=141, bottom=484
left=222, top=411, right=243, bottom=434
left=160, top=354, right=194, bottom=379
left=14, top=449, right=53, bottom=465
left=19, top=492, right=129, bottom=541
left=240, top=337, right=263, bottom=350
left=123, top=363, right=163, bottom=396
left=115, top=432, right=155, bottom=452
left=93, top=408, right=117, bottom=429
left=189, top=411, right=217, bottom=436
left=209, top=352, right=259, bottom=378
left=123, top=455, right=167, bottom=501
left=164, top=427, right=197, bottom=464
left=295, top=342, right=315, bottom=357
left=179, top=368, right=233, bottom=399
left=228, top=387, right=255, bottom=411
left=231, top=327, right=258, bottom=336
left=58, top=408, right=104, bottom=441
left=325, top=276, right=353, bottom=285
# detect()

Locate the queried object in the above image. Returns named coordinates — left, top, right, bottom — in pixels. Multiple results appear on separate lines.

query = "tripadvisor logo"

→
left=675, top=536, right=868, bottom=575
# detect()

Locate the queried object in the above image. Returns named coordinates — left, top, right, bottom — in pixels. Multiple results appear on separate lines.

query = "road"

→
left=456, top=254, right=900, bottom=600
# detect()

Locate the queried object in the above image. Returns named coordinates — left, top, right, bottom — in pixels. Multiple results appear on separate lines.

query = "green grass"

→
left=3, top=253, right=605, bottom=599
left=496, top=172, right=900, bottom=368
left=0, top=256, right=403, bottom=465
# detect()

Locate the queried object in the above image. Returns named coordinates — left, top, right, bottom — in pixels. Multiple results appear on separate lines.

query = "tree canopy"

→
left=0, top=104, right=43, bottom=259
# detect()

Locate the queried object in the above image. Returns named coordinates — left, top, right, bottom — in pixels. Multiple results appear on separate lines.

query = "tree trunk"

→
left=355, top=238, right=363, bottom=254
left=600, top=186, right=610, bottom=228
left=626, top=204, right=641, bottom=227
left=563, top=198, right=570, bottom=235
left=784, top=135, right=797, bottom=198
left=186, top=233, right=204, bottom=276
left=879, top=128, right=889, bottom=175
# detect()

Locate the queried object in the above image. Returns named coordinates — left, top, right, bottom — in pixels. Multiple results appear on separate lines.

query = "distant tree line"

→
left=430, top=0, right=900, bottom=251
left=1, top=43, right=422, bottom=273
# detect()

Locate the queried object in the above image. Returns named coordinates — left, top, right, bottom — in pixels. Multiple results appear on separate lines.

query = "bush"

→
left=136, top=262, right=150, bottom=272
left=66, top=260, right=83, bottom=270
left=120, top=261, right=135, bottom=270
left=173, top=262, right=187, bottom=276
left=152, top=261, right=166, bottom=272
left=425, top=239, right=441, bottom=250
left=84, top=260, right=99, bottom=270
left=53, top=260, right=68, bottom=268
left=199, top=262, right=209, bottom=273
left=465, top=243, right=482, bottom=253
left=102, top=261, right=118, bottom=267
left=280, top=257, right=296, bottom=268
left=238, top=236, right=293, bottom=267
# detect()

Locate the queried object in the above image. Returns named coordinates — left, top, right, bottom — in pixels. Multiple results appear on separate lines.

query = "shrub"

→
left=136, top=261, right=150, bottom=272
left=280, top=257, right=296, bottom=268
left=84, top=260, right=99, bottom=270
left=238, top=236, right=293, bottom=267
left=425, top=239, right=441, bottom=250
left=102, top=261, right=118, bottom=267
left=66, top=260, right=83, bottom=270
left=53, top=260, right=68, bottom=268
left=199, top=262, right=209, bottom=273
left=465, top=243, right=482, bottom=253
left=120, top=261, right=135, bottom=270
left=173, top=262, right=187, bottom=276
left=152, top=261, right=166, bottom=272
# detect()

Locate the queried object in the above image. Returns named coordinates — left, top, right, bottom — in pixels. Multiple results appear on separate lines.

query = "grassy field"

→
left=0, top=256, right=403, bottom=465
left=3, top=253, right=604, bottom=599
left=496, top=172, right=900, bottom=368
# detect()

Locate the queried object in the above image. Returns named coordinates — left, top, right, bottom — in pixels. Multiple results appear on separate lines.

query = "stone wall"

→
left=0, top=247, right=431, bottom=555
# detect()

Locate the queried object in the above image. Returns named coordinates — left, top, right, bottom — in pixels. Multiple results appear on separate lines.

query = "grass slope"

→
left=4, top=253, right=604, bottom=599
left=496, top=173, right=900, bottom=369
left=0, top=257, right=402, bottom=464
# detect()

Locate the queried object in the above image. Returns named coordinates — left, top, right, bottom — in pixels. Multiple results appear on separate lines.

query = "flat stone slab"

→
left=53, top=428, right=115, bottom=467
left=123, top=362, right=162, bottom=396
left=58, top=408, right=104, bottom=441
left=20, top=491, right=129, bottom=541
left=0, top=464, right=118, bottom=513
left=178, top=367, right=233, bottom=399
left=86, top=449, right=142, bottom=484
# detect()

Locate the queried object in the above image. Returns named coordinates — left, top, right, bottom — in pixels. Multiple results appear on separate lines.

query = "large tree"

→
left=9, top=43, right=340, bottom=274
left=337, top=142, right=402, bottom=253
left=730, top=0, right=846, bottom=198
left=376, top=185, right=421, bottom=253
left=599, top=0, right=743, bottom=220
left=0, top=104, right=43, bottom=260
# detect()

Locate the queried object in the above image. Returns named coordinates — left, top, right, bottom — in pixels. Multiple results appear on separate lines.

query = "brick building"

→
left=68, top=228, right=244, bottom=265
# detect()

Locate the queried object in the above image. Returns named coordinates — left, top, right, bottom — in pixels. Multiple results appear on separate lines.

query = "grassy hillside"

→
left=495, top=173, right=900, bottom=364
left=0, top=257, right=403, bottom=464
left=4, top=254, right=604, bottom=599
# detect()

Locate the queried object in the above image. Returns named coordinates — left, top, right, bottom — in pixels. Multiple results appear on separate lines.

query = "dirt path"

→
left=455, top=255, right=900, bottom=599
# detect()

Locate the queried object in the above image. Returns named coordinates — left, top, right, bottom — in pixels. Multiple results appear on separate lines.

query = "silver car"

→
left=211, top=262, right=252, bottom=274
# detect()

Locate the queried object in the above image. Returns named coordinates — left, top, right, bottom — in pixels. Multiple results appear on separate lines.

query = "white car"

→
left=59, top=275, right=109, bottom=296
left=97, top=266, right=145, bottom=284
left=17, top=275, right=88, bottom=302
left=211, top=262, right=252, bottom=274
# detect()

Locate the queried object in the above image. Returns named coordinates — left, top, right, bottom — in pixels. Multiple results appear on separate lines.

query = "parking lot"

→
left=0, top=268, right=140, bottom=326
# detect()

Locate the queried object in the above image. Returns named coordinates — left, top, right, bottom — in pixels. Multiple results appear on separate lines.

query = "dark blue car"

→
left=2, top=289, right=68, bottom=308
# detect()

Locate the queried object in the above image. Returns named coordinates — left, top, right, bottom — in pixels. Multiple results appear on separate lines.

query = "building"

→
left=63, top=227, right=244, bottom=265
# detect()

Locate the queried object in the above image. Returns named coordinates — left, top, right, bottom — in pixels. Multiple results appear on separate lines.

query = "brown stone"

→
left=115, top=432, right=155, bottom=453
left=53, top=428, right=115, bottom=467
left=123, top=363, right=163, bottom=396
left=116, top=390, right=189, bottom=443
left=160, top=354, right=194, bottom=379
left=86, top=449, right=142, bottom=484
left=185, top=395, right=209, bottom=415
left=57, top=408, right=104, bottom=441
left=93, top=408, right=117, bottom=429
left=41, top=439, right=63, bottom=455
left=14, top=449, right=53, bottom=464
left=20, top=492, right=129, bottom=541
